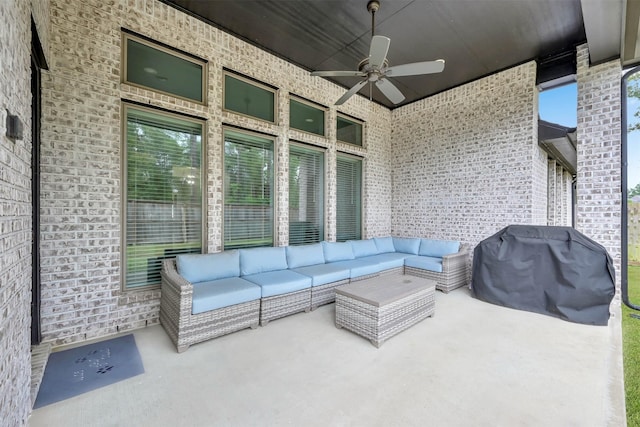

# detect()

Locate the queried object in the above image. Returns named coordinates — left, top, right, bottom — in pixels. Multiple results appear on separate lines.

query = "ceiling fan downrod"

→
left=367, top=0, right=380, bottom=38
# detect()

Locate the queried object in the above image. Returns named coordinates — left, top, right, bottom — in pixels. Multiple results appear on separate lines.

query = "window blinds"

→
left=224, top=129, right=274, bottom=249
left=289, top=144, right=324, bottom=245
left=125, top=106, right=203, bottom=289
left=336, top=155, right=362, bottom=242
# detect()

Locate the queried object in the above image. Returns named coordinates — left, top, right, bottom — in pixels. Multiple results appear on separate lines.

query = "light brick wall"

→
left=390, top=62, right=546, bottom=246
left=576, top=44, right=622, bottom=292
left=39, top=0, right=392, bottom=345
left=547, top=160, right=573, bottom=227
left=0, top=0, right=49, bottom=424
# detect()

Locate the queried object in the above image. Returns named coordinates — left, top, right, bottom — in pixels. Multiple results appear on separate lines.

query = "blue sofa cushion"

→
left=322, top=241, right=355, bottom=262
left=292, top=264, right=351, bottom=286
left=239, top=247, right=288, bottom=276
left=243, top=270, right=312, bottom=298
left=349, top=239, right=379, bottom=258
left=286, top=243, right=325, bottom=268
left=373, top=237, right=395, bottom=253
left=330, top=259, right=382, bottom=279
left=405, top=255, right=443, bottom=273
left=177, top=251, right=239, bottom=283
left=360, top=253, right=408, bottom=270
left=392, top=237, right=421, bottom=254
left=191, top=277, right=261, bottom=314
left=419, top=239, right=460, bottom=258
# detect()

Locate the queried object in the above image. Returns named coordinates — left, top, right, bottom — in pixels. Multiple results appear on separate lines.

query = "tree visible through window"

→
left=289, top=144, right=324, bottom=244
left=224, top=129, right=274, bottom=249
left=336, top=154, right=362, bottom=241
left=124, top=105, right=204, bottom=289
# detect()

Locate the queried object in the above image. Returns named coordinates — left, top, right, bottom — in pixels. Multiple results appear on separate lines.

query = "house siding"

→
left=39, top=0, right=392, bottom=346
left=390, top=61, right=546, bottom=246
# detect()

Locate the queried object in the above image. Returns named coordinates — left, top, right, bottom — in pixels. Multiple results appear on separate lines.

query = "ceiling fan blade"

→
left=386, top=59, right=445, bottom=77
left=375, top=78, right=405, bottom=104
left=335, top=80, right=368, bottom=105
left=369, top=35, right=390, bottom=69
left=311, top=70, right=366, bottom=77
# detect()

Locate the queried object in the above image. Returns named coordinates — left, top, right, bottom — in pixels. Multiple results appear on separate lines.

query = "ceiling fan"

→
left=311, top=0, right=445, bottom=106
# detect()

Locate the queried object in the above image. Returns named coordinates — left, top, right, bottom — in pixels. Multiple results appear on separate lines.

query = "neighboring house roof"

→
left=538, top=119, right=577, bottom=175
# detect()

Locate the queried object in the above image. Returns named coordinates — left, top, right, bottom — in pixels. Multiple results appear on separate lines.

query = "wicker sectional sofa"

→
left=160, top=237, right=469, bottom=352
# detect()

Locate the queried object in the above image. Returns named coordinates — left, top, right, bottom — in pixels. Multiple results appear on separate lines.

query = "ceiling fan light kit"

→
left=310, top=0, right=445, bottom=106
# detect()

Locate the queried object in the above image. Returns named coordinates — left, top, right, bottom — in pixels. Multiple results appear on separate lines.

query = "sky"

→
left=539, top=82, right=640, bottom=191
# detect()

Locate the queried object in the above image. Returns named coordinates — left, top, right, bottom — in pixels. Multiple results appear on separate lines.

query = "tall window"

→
left=336, top=114, right=363, bottom=146
left=289, top=144, right=324, bottom=245
left=123, top=104, right=204, bottom=289
left=336, top=154, right=362, bottom=241
left=224, top=129, right=275, bottom=249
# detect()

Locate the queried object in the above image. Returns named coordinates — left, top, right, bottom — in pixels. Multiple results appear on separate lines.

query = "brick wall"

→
left=390, top=61, right=547, bottom=246
left=39, top=0, right=392, bottom=345
left=576, top=44, right=622, bottom=291
left=0, top=0, right=49, bottom=424
left=547, top=160, right=573, bottom=226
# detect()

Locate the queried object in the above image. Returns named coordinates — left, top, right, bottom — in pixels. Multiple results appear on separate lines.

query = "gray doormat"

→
left=34, top=334, right=144, bottom=408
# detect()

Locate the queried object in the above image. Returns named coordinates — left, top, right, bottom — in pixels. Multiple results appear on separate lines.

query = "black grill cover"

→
left=471, top=225, right=615, bottom=325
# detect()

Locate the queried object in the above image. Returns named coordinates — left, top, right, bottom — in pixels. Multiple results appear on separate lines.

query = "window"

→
left=336, top=154, right=362, bottom=242
left=224, top=71, right=276, bottom=122
left=123, top=104, right=204, bottom=289
left=289, top=144, right=324, bottom=245
left=123, top=32, right=206, bottom=104
left=224, top=129, right=275, bottom=249
left=290, top=97, right=325, bottom=136
left=336, top=114, right=363, bottom=146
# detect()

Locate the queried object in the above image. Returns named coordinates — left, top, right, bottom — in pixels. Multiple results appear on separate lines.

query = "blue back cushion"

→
left=177, top=251, right=240, bottom=283
left=286, top=243, right=325, bottom=268
left=373, top=237, right=395, bottom=253
left=239, top=247, right=288, bottom=276
left=419, top=239, right=461, bottom=257
left=349, top=239, right=379, bottom=258
left=392, top=237, right=421, bottom=254
left=322, top=241, right=355, bottom=262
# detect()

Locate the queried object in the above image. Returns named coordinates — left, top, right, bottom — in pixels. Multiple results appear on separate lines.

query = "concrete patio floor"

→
left=28, top=287, right=625, bottom=427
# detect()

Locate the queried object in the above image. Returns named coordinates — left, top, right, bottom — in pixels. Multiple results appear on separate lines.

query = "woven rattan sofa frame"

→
left=160, top=259, right=261, bottom=353
left=404, top=245, right=470, bottom=293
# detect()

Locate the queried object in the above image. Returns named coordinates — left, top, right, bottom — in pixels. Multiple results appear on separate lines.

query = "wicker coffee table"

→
left=335, top=274, right=436, bottom=347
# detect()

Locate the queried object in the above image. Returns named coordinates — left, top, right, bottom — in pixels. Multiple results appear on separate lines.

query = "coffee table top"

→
left=335, top=274, right=436, bottom=307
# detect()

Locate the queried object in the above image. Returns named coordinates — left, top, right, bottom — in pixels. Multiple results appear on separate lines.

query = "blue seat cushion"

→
left=177, top=251, right=240, bottom=283
left=322, top=241, right=355, bottom=262
left=359, top=253, right=408, bottom=270
left=419, top=239, right=460, bottom=257
left=292, top=263, right=351, bottom=286
left=243, top=270, right=312, bottom=298
left=392, top=237, right=421, bottom=254
left=349, top=239, right=379, bottom=258
left=240, top=247, right=288, bottom=275
left=330, top=259, right=382, bottom=279
left=191, top=277, right=261, bottom=315
left=286, top=243, right=325, bottom=268
left=373, top=237, right=395, bottom=253
left=405, top=255, right=443, bottom=273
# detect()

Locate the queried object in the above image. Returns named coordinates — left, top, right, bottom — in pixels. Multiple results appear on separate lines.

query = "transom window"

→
left=336, top=154, right=363, bottom=241
left=224, top=71, right=277, bottom=123
left=224, top=128, right=275, bottom=249
left=123, top=31, right=207, bottom=104
left=123, top=104, right=205, bottom=290
left=336, top=114, right=363, bottom=146
left=290, top=97, right=325, bottom=136
left=289, top=143, right=325, bottom=245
